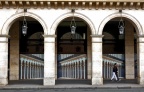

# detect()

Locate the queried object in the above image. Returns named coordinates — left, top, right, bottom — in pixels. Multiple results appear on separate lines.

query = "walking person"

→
left=115, top=63, right=121, bottom=81
left=111, top=63, right=118, bottom=81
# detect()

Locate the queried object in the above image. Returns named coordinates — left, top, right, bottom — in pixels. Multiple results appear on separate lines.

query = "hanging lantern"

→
left=118, top=10, right=124, bottom=35
left=71, top=25, right=76, bottom=34
left=22, top=19, right=28, bottom=36
left=70, top=9, right=76, bottom=35
left=119, top=25, right=124, bottom=35
left=22, top=9, right=28, bottom=36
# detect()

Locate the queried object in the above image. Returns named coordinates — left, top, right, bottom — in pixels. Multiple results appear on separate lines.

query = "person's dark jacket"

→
left=113, top=66, right=118, bottom=73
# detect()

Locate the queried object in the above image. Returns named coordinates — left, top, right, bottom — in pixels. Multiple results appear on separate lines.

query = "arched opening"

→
left=102, top=17, right=137, bottom=84
left=56, top=17, right=91, bottom=84
left=8, top=16, right=44, bottom=85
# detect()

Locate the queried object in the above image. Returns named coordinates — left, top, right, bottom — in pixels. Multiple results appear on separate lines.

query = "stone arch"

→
left=50, top=12, right=96, bottom=35
left=1, top=12, right=48, bottom=35
left=98, top=12, right=143, bottom=35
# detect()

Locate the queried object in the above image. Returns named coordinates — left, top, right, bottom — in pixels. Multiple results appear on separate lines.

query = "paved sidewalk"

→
left=0, top=79, right=143, bottom=89
left=0, top=83, right=144, bottom=89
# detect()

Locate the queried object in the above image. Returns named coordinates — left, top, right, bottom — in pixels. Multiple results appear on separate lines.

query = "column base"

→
left=91, top=77, right=103, bottom=85
left=43, top=77, right=55, bottom=85
left=0, top=78, right=8, bottom=85
left=137, top=77, right=144, bottom=85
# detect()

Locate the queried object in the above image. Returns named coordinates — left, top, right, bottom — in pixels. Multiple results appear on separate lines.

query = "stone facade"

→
left=0, top=0, right=144, bottom=86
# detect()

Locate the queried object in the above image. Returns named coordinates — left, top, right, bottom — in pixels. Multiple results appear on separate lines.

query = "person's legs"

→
left=116, top=73, right=120, bottom=81
left=114, top=72, right=117, bottom=81
left=111, top=72, right=115, bottom=80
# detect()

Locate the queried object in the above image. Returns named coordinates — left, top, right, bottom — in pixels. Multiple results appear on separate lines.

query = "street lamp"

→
left=22, top=9, right=28, bottom=36
left=70, top=9, right=76, bottom=35
left=118, top=10, right=124, bottom=35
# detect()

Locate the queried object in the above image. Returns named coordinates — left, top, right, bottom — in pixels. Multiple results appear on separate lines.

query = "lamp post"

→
left=118, top=10, right=124, bottom=35
left=22, top=9, right=28, bottom=36
left=70, top=9, right=76, bottom=35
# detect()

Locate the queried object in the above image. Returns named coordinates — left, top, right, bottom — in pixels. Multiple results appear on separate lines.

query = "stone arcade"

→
left=0, top=0, right=144, bottom=86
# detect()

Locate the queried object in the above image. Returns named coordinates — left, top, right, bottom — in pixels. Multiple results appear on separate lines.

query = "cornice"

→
left=0, top=0, right=144, bottom=10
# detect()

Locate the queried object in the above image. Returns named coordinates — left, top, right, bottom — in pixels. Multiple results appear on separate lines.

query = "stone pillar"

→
left=87, top=27, right=92, bottom=79
left=91, top=35, right=103, bottom=85
left=61, top=65, right=63, bottom=77
left=104, top=61, right=106, bottom=79
left=9, top=21, right=19, bottom=80
left=40, top=65, right=41, bottom=78
left=125, top=21, right=135, bottom=79
left=31, top=64, right=33, bottom=78
left=24, top=62, right=26, bottom=79
left=27, top=62, right=29, bottom=79
left=107, top=62, right=109, bottom=78
left=20, top=61, right=23, bottom=79
left=67, top=64, right=69, bottom=78
left=83, top=60, right=86, bottom=79
left=80, top=62, right=82, bottom=79
left=43, top=35, right=56, bottom=85
left=0, top=35, right=9, bottom=85
left=75, top=63, right=76, bottom=78
left=65, top=65, right=66, bottom=78
left=29, top=63, right=31, bottom=79
left=77, top=62, right=79, bottom=79
left=63, top=65, right=65, bottom=77
left=33, top=63, right=35, bottom=78
left=66, top=65, right=68, bottom=77
left=137, top=35, right=144, bottom=84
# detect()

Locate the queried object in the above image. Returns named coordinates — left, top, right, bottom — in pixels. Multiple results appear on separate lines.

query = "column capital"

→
left=91, top=35, right=104, bottom=43
left=43, top=35, right=56, bottom=43
left=90, top=35, right=104, bottom=38
left=43, top=35, right=57, bottom=38
left=0, top=35, right=10, bottom=38
left=137, top=35, right=144, bottom=43
left=0, top=35, right=10, bottom=43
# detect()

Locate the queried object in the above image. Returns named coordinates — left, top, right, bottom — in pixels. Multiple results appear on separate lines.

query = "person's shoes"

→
left=116, top=79, right=121, bottom=82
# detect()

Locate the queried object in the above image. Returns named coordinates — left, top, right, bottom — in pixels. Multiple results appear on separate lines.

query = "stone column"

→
left=61, top=65, right=63, bottom=77
left=103, top=61, right=105, bottom=79
left=106, top=62, right=108, bottom=79
left=22, top=62, right=24, bottom=79
left=20, top=60, right=23, bottom=79
left=29, top=63, right=31, bottom=79
left=24, top=62, right=26, bottom=79
left=75, top=63, right=76, bottom=78
left=137, top=35, right=144, bottom=84
left=39, top=65, right=40, bottom=78
left=87, top=27, right=92, bottom=79
left=0, top=35, right=9, bottom=85
left=120, top=65, right=121, bottom=77
left=67, top=64, right=69, bottom=78
left=27, top=62, right=29, bottom=79
left=43, top=35, right=56, bottom=85
left=63, top=65, right=65, bottom=78
left=80, top=62, right=82, bottom=79
left=91, top=35, right=103, bottom=85
left=125, top=21, right=135, bottom=79
left=66, top=65, right=68, bottom=77
left=31, top=64, right=33, bottom=78
left=33, top=63, right=35, bottom=78
left=65, top=65, right=67, bottom=77
left=9, top=21, right=19, bottom=80
left=83, top=60, right=86, bottom=79
left=77, top=62, right=79, bottom=79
